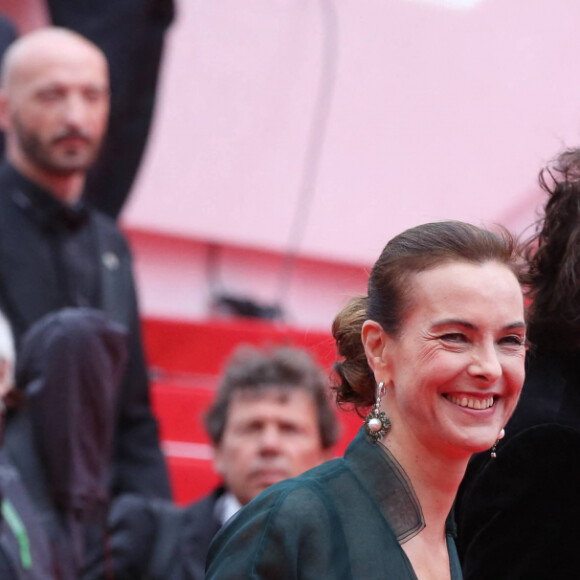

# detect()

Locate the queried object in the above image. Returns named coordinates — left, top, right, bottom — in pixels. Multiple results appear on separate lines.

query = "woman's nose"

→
left=468, top=342, right=502, bottom=383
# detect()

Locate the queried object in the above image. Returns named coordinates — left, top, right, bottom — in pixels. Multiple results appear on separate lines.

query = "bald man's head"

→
left=1, top=28, right=107, bottom=89
left=0, top=27, right=110, bottom=183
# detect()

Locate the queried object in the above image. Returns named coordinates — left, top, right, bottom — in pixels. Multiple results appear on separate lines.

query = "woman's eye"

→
left=440, top=333, right=467, bottom=343
left=499, top=335, right=525, bottom=346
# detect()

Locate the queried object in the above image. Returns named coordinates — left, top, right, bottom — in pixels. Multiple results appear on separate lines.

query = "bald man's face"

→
left=1, top=39, right=110, bottom=176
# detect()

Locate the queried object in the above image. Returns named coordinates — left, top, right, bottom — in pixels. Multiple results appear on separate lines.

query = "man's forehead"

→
left=3, top=34, right=108, bottom=91
left=16, top=55, right=106, bottom=84
left=230, top=385, right=314, bottom=405
left=225, top=387, right=320, bottom=425
left=22, top=68, right=108, bottom=92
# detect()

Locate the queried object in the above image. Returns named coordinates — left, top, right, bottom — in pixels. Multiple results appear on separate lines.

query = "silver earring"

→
left=490, top=428, right=505, bottom=458
left=364, top=381, right=391, bottom=442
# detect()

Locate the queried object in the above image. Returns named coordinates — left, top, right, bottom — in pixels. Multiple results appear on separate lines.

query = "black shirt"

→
left=6, top=165, right=99, bottom=311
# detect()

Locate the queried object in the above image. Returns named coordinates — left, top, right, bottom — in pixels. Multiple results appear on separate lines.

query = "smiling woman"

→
left=206, top=220, right=527, bottom=580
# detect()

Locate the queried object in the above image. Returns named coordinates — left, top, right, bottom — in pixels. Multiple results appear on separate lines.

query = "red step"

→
left=143, top=317, right=337, bottom=377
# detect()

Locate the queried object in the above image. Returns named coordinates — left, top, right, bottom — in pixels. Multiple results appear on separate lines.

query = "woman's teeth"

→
left=444, top=394, right=495, bottom=410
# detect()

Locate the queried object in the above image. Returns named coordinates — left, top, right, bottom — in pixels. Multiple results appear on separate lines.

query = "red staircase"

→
left=143, top=316, right=362, bottom=505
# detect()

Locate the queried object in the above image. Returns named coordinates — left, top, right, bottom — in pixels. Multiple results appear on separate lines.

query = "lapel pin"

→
left=102, top=251, right=120, bottom=270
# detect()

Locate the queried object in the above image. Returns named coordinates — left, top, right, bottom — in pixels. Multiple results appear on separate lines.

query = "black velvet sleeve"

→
left=456, top=424, right=580, bottom=580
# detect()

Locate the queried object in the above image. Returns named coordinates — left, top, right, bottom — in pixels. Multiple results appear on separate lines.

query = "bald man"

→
left=0, top=26, right=170, bottom=526
left=0, top=28, right=109, bottom=201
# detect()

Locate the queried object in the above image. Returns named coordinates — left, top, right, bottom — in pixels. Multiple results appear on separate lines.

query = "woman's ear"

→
left=361, top=320, right=392, bottom=379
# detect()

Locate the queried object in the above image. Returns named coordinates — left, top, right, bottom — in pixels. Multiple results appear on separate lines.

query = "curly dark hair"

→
left=523, top=149, right=580, bottom=350
left=204, top=344, right=339, bottom=448
left=332, top=220, right=525, bottom=414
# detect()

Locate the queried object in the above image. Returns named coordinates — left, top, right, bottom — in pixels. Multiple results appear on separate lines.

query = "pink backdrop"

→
left=125, top=0, right=578, bottom=264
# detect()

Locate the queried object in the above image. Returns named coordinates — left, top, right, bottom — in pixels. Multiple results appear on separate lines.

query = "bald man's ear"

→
left=0, top=359, right=13, bottom=399
left=0, top=90, right=10, bottom=131
left=361, top=320, right=393, bottom=380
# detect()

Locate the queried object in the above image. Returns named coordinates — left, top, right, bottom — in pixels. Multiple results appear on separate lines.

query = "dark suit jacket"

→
left=181, top=488, right=224, bottom=580
left=82, top=489, right=224, bottom=580
left=455, top=348, right=580, bottom=579
left=0, top=163, right=170, bottom=500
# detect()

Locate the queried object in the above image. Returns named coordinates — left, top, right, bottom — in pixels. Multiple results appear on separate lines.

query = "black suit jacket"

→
left=455, top=348, right=580, bottom=579
left=0, top=163, right=170, bottom=500
left=181, top=488, right=224, bottom=580
left=83, top=488, right=224, bottom=580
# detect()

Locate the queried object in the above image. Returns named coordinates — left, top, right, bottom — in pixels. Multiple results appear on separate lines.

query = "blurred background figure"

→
left=456, top=148, right=580, bottom=579
left=44, top=0, right=175, bottom=218
left=0, top=310, right=53, bottom=580
left=190, top=345, right=338, bottom=574
left=0, top=0, right=174, bottom=219
left=0, top=26, right=170, bottom=511
left=7, top=308, right=128, bottom=579
left=86, top=344, right=339, bottom=580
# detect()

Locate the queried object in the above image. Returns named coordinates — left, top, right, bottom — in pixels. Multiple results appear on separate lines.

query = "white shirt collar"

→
left=218, top=491, right=243, bottom=525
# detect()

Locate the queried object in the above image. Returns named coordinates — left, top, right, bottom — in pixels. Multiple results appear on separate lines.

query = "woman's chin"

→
left=445, top=430, right=498, bottom=457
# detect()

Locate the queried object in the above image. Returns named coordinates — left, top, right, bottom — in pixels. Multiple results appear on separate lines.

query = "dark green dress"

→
left=206, top=428, right=462, bottom=579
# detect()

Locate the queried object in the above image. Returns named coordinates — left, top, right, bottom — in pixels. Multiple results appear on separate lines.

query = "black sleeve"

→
left=95, top=224, right=171, bottom=500
left=83, top=494, right=188, bottom=580
left=111, top=300, right=172, bottom=499
left=456, top=424, right=580, bottom=580
left=83, top=494, right=158, bottom=580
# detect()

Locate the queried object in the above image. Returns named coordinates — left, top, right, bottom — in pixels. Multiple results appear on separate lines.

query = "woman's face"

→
left=368, top=260, right=526, bottom=459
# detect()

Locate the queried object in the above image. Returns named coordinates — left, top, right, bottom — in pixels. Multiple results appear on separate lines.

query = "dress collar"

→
left=344, top=428, right=458, bottom=541
left=344, top=427, right=426, bottom=543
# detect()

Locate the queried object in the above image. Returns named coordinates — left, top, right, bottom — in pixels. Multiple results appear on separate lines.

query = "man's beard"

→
left=11, top=113, right=102, bottom=176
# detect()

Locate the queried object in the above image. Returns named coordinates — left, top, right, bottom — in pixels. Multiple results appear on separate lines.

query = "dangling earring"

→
left=364, top=381, right=391, bottom=442
left=490, top=428, right=505, bottom=458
